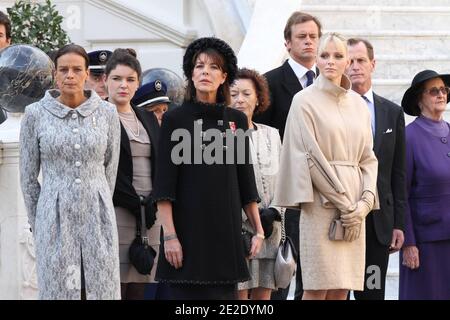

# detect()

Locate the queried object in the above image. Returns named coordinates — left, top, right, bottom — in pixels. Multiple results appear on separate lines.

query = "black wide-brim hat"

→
left=183, top=37, right=237, bottom=84
left=401, top=69, right=450, bottom=116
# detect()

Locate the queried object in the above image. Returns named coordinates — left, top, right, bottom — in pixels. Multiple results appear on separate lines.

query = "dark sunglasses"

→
left=423, top=86, right=450, bottom=97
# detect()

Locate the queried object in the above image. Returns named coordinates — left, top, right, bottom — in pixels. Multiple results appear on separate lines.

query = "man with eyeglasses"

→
left=346, top=38, right=407, bottom=300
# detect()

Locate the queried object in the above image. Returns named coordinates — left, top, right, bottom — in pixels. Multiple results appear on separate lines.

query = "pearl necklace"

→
left=119, top=108, right=140, bottom=137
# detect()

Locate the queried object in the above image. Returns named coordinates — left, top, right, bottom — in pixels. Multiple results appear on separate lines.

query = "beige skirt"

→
left=299, top=191, right=366, bottom=291
left=115, top=206, right=161, bottom=283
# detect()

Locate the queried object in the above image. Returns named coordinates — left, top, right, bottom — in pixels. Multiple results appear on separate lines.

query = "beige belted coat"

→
left=274, top=74, right=379, bottom=290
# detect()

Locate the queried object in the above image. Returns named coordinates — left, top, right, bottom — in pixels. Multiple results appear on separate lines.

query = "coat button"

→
left=75, top=178, right=81, bottom=184
left=447, top=152, right=450, bottom=157
left=441, top=137, right=448, bottom=144
left=71, top=113, right=78, bottom=119
left=72, top=128, right=79, bottom=134
left=75, top=161, right=81, bottom=167
left=74, top=144, right=81, bottom=150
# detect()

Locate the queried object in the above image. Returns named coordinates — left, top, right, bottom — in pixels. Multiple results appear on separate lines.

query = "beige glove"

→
left=344, top=224, right=361, bottom=242
left=341, top=191, right=375, bottom=228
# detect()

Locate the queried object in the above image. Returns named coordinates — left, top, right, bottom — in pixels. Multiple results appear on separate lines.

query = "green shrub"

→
left=7, top=0, right=70, bottom=53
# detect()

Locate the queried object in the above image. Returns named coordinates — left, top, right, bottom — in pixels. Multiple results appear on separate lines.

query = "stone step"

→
left=333, top=30, right=450, bottom=56
left=301, top=0, right=450, bottom=6
left=365, top=79, right=449, bottom=124
left=385, top=252, right=399, bottom=300
left=372, top=78, right=409, bottom=104
left=303, top=5, right=450, bottom=31
left=373, top=55, right=450, bottom=79
left=386, top=273, right=399, bottom=300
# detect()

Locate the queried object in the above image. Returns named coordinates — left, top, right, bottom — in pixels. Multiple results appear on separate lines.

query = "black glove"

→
left=259, top=208, right=281, bottom=238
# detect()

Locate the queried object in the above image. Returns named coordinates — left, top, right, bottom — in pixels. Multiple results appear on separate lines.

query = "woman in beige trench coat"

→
left=274, top=33, right=379, bottom=300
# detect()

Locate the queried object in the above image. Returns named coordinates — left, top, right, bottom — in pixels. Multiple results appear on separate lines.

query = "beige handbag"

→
left=328, top=211, right=344, bottom=241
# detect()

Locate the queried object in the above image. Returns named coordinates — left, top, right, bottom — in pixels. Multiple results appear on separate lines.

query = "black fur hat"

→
left=183, top=37, right=237, bottom=84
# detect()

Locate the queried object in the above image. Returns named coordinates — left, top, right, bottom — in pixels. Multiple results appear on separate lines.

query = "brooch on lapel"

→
left=229, top=121, right=236, bottom=134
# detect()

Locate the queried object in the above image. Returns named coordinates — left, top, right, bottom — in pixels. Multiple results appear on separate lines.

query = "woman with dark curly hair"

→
left=230, top=68, right=282, bottom=300
left=153, top=38, right=265, bottom=299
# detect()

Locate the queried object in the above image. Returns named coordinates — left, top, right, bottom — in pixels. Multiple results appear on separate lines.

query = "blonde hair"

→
left=318, top=32, right=348, bottom=57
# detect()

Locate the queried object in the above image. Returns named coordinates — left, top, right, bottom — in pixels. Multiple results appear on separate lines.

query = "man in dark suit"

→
left=254, top=11, right=322, bottom=300
left=346, top=38, right=406, bottom=300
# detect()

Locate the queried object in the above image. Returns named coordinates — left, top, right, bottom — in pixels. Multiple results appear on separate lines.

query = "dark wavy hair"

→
left=183, top=37, right=237, bottom=105
left=0, top=11, right=11, bottom=40
left=233, top=68, right=271, bottom=115
left=105, top=48, right=142, bottom=80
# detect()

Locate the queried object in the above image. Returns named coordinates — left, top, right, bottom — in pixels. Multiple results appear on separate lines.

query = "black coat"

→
left=153, top=101, right=260, bottom=284
left=112, top=106, right=160, bottom=228
left=253, top=60, right=318, bottom=139
left=371, top=93, right=407, bottom=245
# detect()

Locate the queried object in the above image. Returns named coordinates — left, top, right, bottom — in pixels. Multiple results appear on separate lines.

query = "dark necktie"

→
left=361, top=95, right=375, bottom=137
left=306, top=70, right=315, bottom=87
left=361, top=95, right=370, bottom=103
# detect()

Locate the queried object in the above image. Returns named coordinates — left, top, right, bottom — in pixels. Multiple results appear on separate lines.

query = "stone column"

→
left=0, top=113, right=38, bottom=299
left=237, top=0, right=300, bottom=73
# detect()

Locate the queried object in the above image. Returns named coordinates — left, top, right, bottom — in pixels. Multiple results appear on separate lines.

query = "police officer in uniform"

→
left=85, top=50, right=112, bottom=100
left=132, top=80, right=171, bottom=126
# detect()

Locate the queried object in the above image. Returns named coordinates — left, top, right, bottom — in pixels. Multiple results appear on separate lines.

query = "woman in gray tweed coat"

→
left=19, top=44, right=121, bottom=300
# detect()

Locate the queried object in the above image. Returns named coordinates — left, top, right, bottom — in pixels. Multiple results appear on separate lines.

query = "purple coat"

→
left=403, top=118, right=450, bottom=245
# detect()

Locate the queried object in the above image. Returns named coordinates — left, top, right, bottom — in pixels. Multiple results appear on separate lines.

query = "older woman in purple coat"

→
left=399, top=70, right=450, bottom=300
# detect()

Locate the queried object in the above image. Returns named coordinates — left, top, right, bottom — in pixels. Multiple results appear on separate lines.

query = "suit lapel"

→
left=120, top=122, right=131, bottom=156
left=281, top=60, right=303, bottom=97
left=373, top=93, right=386, bottom=154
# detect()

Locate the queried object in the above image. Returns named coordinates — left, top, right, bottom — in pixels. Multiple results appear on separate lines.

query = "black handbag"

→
left=129, top=196, right=156, bottom=275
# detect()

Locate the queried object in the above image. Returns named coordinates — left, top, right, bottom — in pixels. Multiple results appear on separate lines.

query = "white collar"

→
left=288, top=58, right=316, bottom=80
left=361, top=88, right=374, bottom=104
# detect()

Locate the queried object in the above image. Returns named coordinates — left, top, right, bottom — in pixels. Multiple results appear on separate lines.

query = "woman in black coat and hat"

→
left=153, top=37, right=265, bottom=300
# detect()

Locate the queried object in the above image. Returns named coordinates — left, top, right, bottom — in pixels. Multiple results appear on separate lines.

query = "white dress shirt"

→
left=288, top=58, right=317, bottom=88
left=361, top=88, right=375, bottom=136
